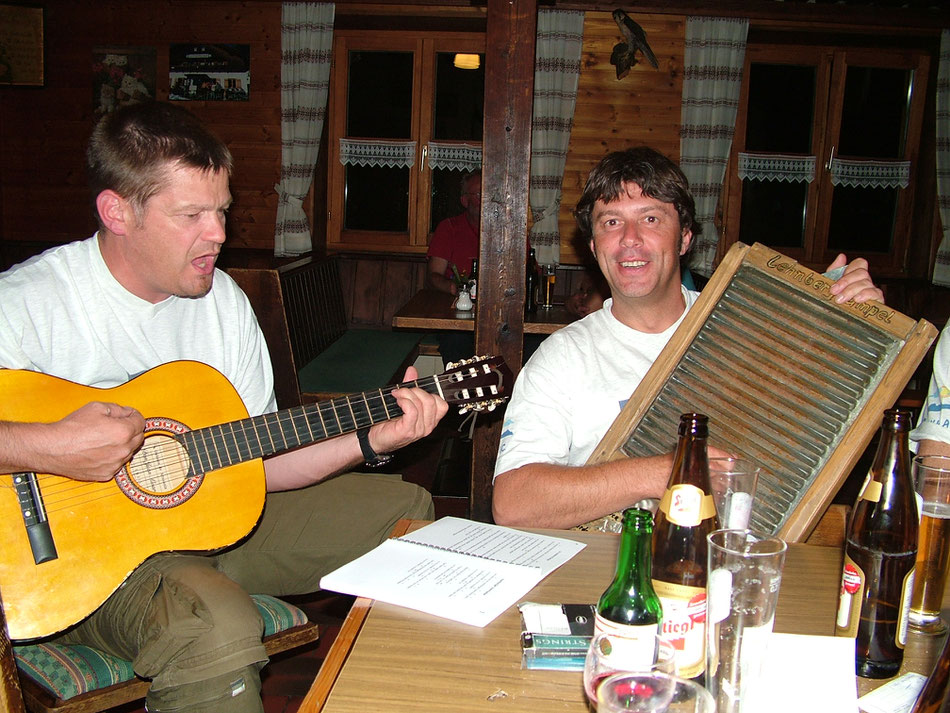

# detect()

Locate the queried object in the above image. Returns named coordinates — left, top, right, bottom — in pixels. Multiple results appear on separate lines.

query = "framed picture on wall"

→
left=92, top=47, right=156, bottom=117
left=169, top=44, right=250, bottom=101
left=0, top=4, right=44, bottom=86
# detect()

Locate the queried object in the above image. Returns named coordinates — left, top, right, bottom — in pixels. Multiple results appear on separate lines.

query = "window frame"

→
left=720, top=43, right=930, bottom=276
left=327, top=31, right=485, bottom=253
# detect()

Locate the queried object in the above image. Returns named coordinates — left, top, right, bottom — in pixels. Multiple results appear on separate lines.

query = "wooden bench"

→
left=227, top=256, right=423, bottom=408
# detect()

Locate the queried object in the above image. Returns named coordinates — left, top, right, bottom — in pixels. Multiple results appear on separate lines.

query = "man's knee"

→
left=146, top=664, right=263, bottom=713
left=135, top=557, right=266, bottom=688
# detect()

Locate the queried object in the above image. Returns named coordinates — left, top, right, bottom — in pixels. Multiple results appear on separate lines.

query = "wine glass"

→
left=596, top=671, right=715, bottom=713
left=583, top=632, right=675, bottom=707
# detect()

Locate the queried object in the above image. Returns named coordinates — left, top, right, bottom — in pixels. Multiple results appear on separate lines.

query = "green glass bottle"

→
left=593, top=507, right=664, bottom=672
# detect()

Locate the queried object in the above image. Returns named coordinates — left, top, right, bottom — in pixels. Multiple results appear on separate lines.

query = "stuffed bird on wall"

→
left=609, top=8, right=659, bottom=79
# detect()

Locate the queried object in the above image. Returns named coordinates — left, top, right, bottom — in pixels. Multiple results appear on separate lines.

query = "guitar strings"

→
left=4, top=368, right=484, bottom=518
left=4, top=378, right=441, bottom=517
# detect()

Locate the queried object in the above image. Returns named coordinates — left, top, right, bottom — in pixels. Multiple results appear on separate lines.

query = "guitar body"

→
left=0, top=362, right=266, bottom=641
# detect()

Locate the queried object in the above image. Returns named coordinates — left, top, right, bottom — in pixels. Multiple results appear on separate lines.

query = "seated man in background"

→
left=492, top=146, right=883, bottom=529
left=0, top=102, right=446, bottom=713
left=911, top=321, right=950, bottom=457
left=426, top=169, right=481, bottom=296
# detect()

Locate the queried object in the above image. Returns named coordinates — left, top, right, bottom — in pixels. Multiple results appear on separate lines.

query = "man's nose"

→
left=619, top=223, right=641, bottom=247
left=206, top=213, right=227, bottom=243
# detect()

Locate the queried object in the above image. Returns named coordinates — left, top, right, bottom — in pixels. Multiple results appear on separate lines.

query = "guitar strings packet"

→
left=519, top=602, right=595, bottom=671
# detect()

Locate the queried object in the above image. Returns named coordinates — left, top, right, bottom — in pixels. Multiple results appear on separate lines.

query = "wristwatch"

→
left=357, top=427, right=394, bottom=468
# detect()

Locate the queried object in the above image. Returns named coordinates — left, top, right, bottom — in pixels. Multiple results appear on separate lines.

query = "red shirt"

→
left=427, top=213, right=479, bottom=278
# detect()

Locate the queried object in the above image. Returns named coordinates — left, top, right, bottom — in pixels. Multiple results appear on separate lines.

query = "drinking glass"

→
left=583, top=632, right=675, bottom=706
left=909, top=454, right=950, bottom=634
left=541, top=264, right=556, bottom=309
left=596, top=671, right=715, bottom=713
left=708, top=457, right=760, bottom=529
left=706, top=529, right=787, bottom=713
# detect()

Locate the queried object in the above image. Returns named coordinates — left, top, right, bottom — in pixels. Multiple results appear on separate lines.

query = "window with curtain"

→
left=721, top=44, right=929, bottom=276
left=327, top=31, right=485, bottom=252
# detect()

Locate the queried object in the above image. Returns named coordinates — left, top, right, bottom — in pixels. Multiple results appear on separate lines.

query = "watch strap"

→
left=357, top=427, right=393, bottom=467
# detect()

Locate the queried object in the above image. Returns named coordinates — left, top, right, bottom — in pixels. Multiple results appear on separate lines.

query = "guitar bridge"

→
left=14, top=471, right=58, bottom=564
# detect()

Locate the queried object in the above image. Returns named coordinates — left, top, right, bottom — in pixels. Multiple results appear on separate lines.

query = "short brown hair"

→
left=87, top=102, right=233, bottom=225
left=574, top=147, right=699, bottom=239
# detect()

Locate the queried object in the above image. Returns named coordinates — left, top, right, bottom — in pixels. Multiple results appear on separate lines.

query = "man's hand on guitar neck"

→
left=265, top=365, right=449, bottom=492
left=0, top=401, right=145, bottom=481
left=368, top=365, right=450, bottom=455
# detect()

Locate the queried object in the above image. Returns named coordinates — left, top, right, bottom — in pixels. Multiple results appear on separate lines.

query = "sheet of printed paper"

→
left=399, top=517, right=584, bottom=574
left=858, top=673, right=927, bottom=713
left=319, top=518, right=585, bottom=627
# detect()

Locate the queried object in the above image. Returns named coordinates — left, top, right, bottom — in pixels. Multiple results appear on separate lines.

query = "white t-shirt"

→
left=0, top=235, right=276, bottom=417
left=911, top=321, right=950, bottom=447
left=493, top=287, right=699, bottom=480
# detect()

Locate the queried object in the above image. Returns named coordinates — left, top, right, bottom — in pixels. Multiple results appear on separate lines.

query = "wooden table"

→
left=392, top=288, right=577, bottom=335
left=300, top=521, right=948, bottom=712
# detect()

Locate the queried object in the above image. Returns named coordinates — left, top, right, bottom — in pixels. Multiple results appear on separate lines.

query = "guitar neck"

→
left=179, top=376, right=441, bottom=474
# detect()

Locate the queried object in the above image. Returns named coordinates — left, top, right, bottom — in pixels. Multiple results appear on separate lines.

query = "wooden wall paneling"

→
left=473, top=0, right=537, bottom=523
left=559, top=12, right=686, bottom=264
left=0, top=1, right=282, bottom=259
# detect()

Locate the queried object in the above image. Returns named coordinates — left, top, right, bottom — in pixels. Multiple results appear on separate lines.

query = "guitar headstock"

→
left=439, top=355, right=513, bottom=414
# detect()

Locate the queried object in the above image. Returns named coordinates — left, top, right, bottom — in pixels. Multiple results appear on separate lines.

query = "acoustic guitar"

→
left=0, top=356, right=510, bottom=640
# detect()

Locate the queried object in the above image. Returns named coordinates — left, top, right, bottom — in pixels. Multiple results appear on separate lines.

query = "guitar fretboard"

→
left=179, top=377, right=441, bottom=475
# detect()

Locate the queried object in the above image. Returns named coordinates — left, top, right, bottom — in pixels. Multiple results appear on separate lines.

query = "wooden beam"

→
left=470, top=0, right=536, bottom=522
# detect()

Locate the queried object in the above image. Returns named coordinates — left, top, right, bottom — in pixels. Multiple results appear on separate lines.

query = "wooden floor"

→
left=68, top=417, right=472, bottom=713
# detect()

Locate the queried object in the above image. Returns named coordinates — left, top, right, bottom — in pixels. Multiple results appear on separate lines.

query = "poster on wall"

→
left=0, top=4, right=44, bottom=86
left=93, top=47, right=157, bottom=116
left=169, top=44, right=250, bottom=101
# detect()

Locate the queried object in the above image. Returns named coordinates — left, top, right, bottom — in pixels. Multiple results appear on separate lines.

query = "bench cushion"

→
left=13, top=594, right=308, bottom=700
left=298, top=328, right=422, bottom=395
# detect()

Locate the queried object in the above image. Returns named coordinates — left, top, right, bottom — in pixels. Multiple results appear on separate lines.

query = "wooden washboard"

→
left=586, top=242, right=937, bottom=542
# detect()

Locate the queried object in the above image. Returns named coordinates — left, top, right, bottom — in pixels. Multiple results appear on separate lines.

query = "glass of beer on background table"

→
left=909, top=454, right=950, bottom=634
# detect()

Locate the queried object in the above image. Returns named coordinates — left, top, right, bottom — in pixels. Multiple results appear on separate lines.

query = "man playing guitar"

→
left=0, top=102, right=448, bottom=713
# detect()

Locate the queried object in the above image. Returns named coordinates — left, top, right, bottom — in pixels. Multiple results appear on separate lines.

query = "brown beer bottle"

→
left=652, top=412, right=720, bottom=680
left=910, top=635, right=950, bottom=713
left=835, top=408, right=919, bottom=679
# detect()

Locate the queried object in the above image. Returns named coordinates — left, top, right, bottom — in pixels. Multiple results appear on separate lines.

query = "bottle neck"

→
left=614, top=513, right=654, bottom=583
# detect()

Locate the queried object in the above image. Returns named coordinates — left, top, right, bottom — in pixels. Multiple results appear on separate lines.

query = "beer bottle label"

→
left=657, top=484, right=716, bottom=527
left=593, top=614, right=659, bottom=671
left=652, top=580, right=706, bottom=678
left=858, top=475, right=883, bottom=503
left=835, top=555, right=865, bottom=637
left=896, top=567, right=915, bottom=648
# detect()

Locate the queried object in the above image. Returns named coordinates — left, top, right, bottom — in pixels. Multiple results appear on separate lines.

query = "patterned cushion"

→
left=13, top=594, right=309, bottom=700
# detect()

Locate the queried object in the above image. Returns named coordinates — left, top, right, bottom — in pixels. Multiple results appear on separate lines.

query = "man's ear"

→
left=95, top=190, right=132, bottom=236
left=679, top=229, right=693, bottom=256
left=589, top=237, right=597, bottom=258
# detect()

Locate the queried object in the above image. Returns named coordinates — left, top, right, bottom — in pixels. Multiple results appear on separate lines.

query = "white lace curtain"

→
left=529, top=9, right=585, bottom=267
left=427, top=142, right=482, bottom=172
left=339, top=139, right=416, bottom=168
left=935, top=30, right=950, bottom=286
left=275, top=3, right=334, bottom=257
left=679, top=16, right=749, bottom=277
left=738, top=153, right=816, bottom=183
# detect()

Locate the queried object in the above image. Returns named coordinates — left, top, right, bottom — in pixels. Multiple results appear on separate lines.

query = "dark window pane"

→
left=738, top=180, right=808, bottom=249
left=827, top=186, right=897, bottom=253
left=347, top=51, right=413, bottom=138
left=344, top=165, right=409, bottom=231
left=434, top=53, right=485, bottom=141
left=746, top=64, right=816, bottom=153
left=838, top=66, right=910, bottom=159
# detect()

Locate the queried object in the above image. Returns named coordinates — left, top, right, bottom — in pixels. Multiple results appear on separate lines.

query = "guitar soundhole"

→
left=114, top=419, right=204, bottom=509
